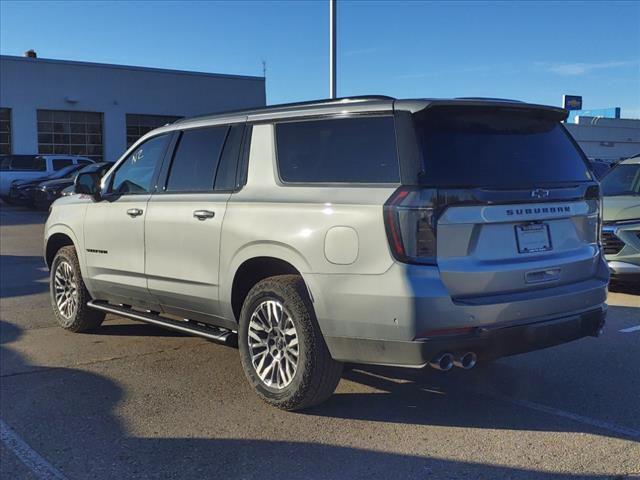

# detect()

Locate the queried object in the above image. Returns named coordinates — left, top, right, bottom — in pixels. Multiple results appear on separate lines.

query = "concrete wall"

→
left=0, top=55, right=266, bottom=161
left=565, top=116, right=640, bottom=162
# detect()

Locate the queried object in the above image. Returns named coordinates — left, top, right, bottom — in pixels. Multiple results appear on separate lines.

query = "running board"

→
left=87, top=300, right=237, bottom=346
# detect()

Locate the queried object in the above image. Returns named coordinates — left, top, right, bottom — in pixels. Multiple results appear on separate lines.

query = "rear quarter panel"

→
left=218, top=123, right=397, bottom=319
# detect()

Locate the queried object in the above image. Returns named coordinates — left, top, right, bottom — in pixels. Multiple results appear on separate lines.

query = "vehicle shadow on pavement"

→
left=308, top=348, right=639, bottom=444
left=0, top=205, right=48, bottom=227
left=0, top=319, right=625, bottom=480
left=0, top=255, right=49, bottom=298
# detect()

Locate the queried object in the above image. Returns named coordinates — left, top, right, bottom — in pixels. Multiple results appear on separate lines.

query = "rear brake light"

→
left=586, top=184, right=603, bottom=248
left=383, top=187, right=438, bottom=265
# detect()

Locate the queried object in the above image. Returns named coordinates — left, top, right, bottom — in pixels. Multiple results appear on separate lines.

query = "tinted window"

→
left=601, top=164, right=640, bottom=196
left=166, top=127, right=227, bottom=192
left=414, top=107, right=592, bottom=187
left=111, top=134, right=170, bottom=194
left=52, top=158, right=73, bottom=170
left=215, top=124, right=245, bottom=191
left=276, top=116, right=399, bottom=183
left=4, top=156, right=46, bottom=171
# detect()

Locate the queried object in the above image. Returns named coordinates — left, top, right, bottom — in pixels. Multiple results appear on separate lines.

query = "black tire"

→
left=238, top=275, right=343, bottom=411
left=50, top=245, right=105, bottom=332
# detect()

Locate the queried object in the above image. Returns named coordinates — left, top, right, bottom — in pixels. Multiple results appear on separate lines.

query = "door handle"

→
left=193, top=209, right=215, bottom=221
left=126, top=208, right=143, bottom=217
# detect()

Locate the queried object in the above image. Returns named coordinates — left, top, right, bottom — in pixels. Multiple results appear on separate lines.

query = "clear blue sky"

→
left=1, top=1, right=639, bottom=117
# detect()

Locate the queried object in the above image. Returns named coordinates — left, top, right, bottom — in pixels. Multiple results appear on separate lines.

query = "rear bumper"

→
left=326, top=305, right=606, bottom=367
left=308, top=257, right=609, bottom=366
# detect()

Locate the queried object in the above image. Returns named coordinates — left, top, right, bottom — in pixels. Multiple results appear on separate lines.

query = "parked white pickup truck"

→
left=0, top=154, right=93, bottom=202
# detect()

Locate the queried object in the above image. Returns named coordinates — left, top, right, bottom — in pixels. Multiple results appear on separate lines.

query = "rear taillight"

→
left=383, top=187, right=438, bottom=265
left=586, top=184, right=602, bottom=249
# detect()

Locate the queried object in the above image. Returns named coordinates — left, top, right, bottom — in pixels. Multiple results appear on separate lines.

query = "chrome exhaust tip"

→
left=429, top=353, right=454, bottom=371
left=453, top=352, right=477, bottom=370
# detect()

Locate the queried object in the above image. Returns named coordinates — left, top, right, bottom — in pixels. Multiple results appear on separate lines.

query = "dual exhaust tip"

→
left=429, top=352, right=477, bottom=371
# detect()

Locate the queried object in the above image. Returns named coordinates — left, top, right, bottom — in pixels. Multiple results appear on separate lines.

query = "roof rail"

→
left=174, top=95, right=395, bottom=124
left=455, top=97, right=524, bottom=103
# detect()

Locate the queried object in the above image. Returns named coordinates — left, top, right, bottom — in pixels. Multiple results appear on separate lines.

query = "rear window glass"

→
left=166, top=127, right=228, bottom=192
left=1, top=155, right=46, bottom=171
left=414, top=107, right=592, bottom=187
left=275, top=116, right=399, bottom=183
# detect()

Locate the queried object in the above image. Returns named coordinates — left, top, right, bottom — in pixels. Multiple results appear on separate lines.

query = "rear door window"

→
left=275, top=116, right=399, bottom=183
left=52, top=158, right=73, bottom=170
left=165, top=126, right=228, bottom=192
left=413, top=106, right=592, bottom=187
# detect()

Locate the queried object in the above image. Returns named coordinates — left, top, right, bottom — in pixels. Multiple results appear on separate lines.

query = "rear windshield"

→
left=413, top=107, right=592, bottom=187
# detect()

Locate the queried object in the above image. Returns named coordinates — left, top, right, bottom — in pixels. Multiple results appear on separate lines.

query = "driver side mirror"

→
left=74, top=172, right=102, bottom=201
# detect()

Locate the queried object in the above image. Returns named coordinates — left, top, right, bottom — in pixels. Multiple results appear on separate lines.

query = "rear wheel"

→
left=238, top=275, right=343, bottom=411
left=50, top=246, right=105, bottom=332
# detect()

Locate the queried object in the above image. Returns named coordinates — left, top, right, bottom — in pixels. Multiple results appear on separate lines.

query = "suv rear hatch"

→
left=385, top=103, right=601, bottom=299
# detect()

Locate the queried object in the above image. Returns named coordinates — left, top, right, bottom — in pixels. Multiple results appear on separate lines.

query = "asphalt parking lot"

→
left=0, top=204, right=638, bottom=480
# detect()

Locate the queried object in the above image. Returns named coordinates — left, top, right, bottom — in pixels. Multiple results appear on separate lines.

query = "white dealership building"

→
left=0, top=53, right=266, bottom=161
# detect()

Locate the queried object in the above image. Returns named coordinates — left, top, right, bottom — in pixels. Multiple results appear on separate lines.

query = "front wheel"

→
left=50, top=246, right=105, bottom=332
left=238, top=275, right=343, bottom=411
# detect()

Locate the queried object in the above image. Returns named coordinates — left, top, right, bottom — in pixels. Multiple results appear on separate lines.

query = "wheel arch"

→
left=45, top=225, right=83, bottom=272
left=230, top=256, right=309, bottom=323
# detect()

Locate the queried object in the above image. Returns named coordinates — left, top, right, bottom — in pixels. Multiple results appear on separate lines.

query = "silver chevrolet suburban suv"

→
left=45, top=96, right=608, bottom=410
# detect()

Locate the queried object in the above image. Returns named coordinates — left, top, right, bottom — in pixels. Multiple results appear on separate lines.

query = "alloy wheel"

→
left=247, top=299, right=299, bottom=389
left=54, top=260, right=78, bottom=319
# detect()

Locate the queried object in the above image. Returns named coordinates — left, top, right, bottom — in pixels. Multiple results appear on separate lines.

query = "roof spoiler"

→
left=396, top=99, right=568, bottom=121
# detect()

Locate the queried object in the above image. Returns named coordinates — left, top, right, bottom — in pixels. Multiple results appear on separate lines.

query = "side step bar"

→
left=87, top=300, right=237, bottom=346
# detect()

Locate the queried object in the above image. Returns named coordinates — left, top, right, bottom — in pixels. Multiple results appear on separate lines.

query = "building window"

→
left=0, top=108, right=11, bottom=155
left=37, top=110, right=103, bottom=161
left=126, top=114, right=182, bottom=148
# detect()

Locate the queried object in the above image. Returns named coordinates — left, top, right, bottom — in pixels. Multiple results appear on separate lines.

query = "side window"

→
left=165, top=126, right=227, bottom=192
left=214, top=124, right=245, bottom=191
left=52, top=158, right=73, bottom=170
left=275, top=116, right=399, bottom=183
left=110, top=134, right=170, bottom=194
left=12, top=156, right=46, bottom=171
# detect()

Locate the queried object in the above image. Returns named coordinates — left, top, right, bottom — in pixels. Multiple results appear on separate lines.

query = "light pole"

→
left=329, top=0, right=337, bottom=99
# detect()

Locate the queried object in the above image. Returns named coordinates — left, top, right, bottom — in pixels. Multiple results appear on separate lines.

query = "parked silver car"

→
left=44, top=96, right=608, bottom=410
